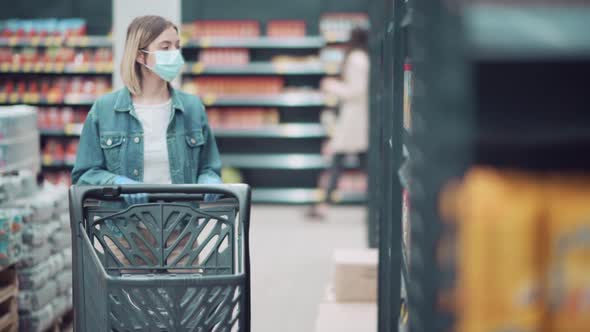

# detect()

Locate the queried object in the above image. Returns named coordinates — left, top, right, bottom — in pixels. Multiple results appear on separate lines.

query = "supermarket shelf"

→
left=41, top=153, right=359, bottom=171
left=323, top=34, right=351, bottom=44
left=40, top=124, right=327, bottom=139
left=201, top=92, right=336, bottom=108
left=3, top=94, right=335, bottom=108
left=0, top=97, right=94, bottom=107
left=185, top=61, right=340, bottom=76
left=252, top=188, right=366, bottom=204
left=41, top=160, right=75, bottom=169
left=213, top=124, right=327, bottom=139
left=221, top=153, right=359, bottom=170
left=40, top=124, right=83, bottom=137
left=0, top=64, right=113, bottom=75
left=184, top=36, right=326, bottom=49
left=0, top=35, right=111, bottom=48
left=465, top=6, right=590, bottom=60
left=0, top=35, right=344, bottom=49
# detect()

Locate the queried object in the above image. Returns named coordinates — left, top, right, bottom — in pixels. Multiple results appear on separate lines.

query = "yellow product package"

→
left=444, top=168, right=546, bottom=332
left=544, top=176, right=590, bottom=332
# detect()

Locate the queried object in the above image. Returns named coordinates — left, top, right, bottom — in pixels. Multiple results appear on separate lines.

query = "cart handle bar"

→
left=73, top=184, right=250, bottom=204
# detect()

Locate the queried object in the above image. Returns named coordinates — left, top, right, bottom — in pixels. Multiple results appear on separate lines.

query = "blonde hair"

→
left=121, top=15, right=178, bottom=95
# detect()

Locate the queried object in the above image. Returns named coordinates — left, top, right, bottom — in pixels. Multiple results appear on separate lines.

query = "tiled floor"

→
left=249, top=205, right=367, bottom=332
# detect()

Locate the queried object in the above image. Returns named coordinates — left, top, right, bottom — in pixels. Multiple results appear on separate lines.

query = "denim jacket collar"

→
left=113, top=86, right=185, bottom=113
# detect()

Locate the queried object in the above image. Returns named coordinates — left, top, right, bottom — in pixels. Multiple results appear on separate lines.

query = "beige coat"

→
left=322, top=50, right=370, bottom=154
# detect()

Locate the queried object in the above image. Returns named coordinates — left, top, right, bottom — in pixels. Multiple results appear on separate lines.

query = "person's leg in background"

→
left=306, top=153, right=345, bottom=220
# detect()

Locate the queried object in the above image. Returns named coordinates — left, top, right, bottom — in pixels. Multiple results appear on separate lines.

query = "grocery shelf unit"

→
left=0, top=35, right=113, bottom=185
left=0, top=30, right=368, bottom=204
left=394, top=2, right=590, bottom=332
left=181, top=33, right=368, bottom=205
left=366, top=0, right=406, bottom=331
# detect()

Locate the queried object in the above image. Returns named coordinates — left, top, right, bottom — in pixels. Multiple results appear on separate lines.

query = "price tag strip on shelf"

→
left=192, top=62, right=205, bottom=74
left=203, top=94, right=217, bottom=106
left=64, top=123, right=83, bottom=136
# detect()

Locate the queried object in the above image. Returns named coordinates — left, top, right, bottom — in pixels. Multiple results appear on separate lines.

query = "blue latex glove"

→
left=114, top=176, right=148, bottom=205
left=201, top=176, right=223, bottom=202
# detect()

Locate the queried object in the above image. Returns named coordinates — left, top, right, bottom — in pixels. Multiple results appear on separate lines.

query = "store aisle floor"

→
left=249, top=205, right=366, bottom=332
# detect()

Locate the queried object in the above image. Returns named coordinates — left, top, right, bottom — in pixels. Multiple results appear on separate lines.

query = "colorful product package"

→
left=544, top=176, right=590, bottom=331
left=442, top=168, right=546, bottom=332
left=0, top=209, right=24, bottom=266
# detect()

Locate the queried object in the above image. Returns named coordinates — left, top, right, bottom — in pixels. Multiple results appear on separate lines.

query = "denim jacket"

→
left=72, top=87, right=222, bottom=186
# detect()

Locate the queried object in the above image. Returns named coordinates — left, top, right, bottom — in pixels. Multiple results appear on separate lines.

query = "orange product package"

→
left=543, top=176, right=590, bottom=332
left=442, top=168, right=546, bottom=332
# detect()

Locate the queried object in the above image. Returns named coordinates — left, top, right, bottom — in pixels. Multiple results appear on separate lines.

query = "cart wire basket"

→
left=69, top=184, right=252, bottom=332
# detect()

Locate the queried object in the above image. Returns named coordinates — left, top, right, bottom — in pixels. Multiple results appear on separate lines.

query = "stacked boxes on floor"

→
left=0, top=171, right=39, bottom=332
left=12, top=184, right=72, bottom=332
left=315, top=249, right=378, bottom=332
left=0, top=106, right=39, bottom=175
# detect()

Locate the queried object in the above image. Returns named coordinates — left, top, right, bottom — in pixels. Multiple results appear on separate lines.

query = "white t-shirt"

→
left=133, top=99, right=172, bottom=184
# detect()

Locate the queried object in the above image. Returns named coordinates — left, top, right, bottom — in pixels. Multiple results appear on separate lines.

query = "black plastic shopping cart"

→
left=68, top=184, right=251, bottom=332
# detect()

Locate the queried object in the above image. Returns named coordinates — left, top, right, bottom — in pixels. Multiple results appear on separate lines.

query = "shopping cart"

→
left=68, top=184, right=251, bottom=332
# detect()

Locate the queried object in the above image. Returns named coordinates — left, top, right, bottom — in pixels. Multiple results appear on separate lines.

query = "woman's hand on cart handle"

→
left=200, top=176, right=223, bottom=202
left=114, top=176, right=149, bottom=205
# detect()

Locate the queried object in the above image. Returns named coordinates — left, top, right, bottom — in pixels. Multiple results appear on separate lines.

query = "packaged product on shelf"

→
left=37, top=106, right=88, bottom=131
left=0, top=210, right=24, bottom=267
left=267, top=20, right=306, bottom=37
left=191, top=76, right=285, bottom=96
left=12, top=189, right=61, bottom=224
left=54, top=286, right=73, bottom=320
left=55, top=269, right=73, bottom=295
left=199, top=49, right=250, bottom=66
left=22, top=220, right=60, bottom=247
left=0, top=105, right=40, bottom=173
left=18, top=253, right=66, bottom=290
left=43, top=171, right=72, bottom=187
left=444, top=168, right=545, bottom=332
left=0, top=171, right=37, bottom=203
left=19, top=302, right=54, bottom=332
left=61, top=247, right=72, bottom=269
left=64, top=139, right=78, bottom=165
left=193, top=20, right=260, bottom=38
left=210, top=108, right=280, bottom=129
left=544, top=176, right=590, bottom=331
left=319, top=13, right=369, bottom=41
left=0, top=76, right=111, bottom=104
left=42, top=139, right=65, bottom=165
left=18, top=241, right=52, bottom=269
left=18, top=279, right=58, bottom=312
left=50, top=230, right=71, bottom=254
left=0, top=17, right=87, bottom=38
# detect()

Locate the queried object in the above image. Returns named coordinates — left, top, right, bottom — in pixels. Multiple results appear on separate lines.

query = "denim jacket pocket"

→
left=99, top=133, right=125, bottom=172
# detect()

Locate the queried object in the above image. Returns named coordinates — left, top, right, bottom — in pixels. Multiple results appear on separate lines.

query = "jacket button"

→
left=134, top=137, right=140, bottom=144
left=133, top=169, right=139, bottom=176
left=190, top=138, right=196, bottom=144
left=106, top=139, right=112, bottom=146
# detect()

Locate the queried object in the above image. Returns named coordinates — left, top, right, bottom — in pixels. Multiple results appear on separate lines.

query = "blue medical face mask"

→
left=141, top=49, right=185, bottom=82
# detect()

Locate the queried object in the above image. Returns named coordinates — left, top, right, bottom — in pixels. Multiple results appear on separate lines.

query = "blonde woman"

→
left=72, top=16, right=222, bottom=267
left=73, top=15, right=222, bottom=199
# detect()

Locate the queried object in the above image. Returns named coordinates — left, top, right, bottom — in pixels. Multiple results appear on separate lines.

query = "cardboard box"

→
left=333, top=249, right=378, bottom=303
left=315, top=285, right=377, bottom=332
